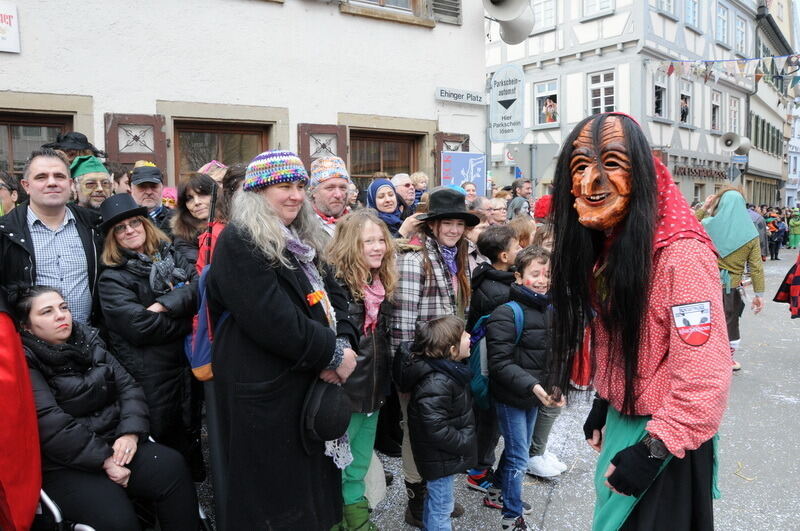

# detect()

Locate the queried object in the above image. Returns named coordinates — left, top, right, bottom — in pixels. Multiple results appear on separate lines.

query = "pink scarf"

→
left=363, top=276, right=386, bottom=335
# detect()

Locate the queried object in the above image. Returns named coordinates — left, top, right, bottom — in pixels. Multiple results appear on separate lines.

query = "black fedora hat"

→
left=99, top=194, right=148, bottom=233
left=416, top=187, right=479, bottom=226
left=300, top=378, right=352, bottom=455
left=42, top=132, right=103, bottom=155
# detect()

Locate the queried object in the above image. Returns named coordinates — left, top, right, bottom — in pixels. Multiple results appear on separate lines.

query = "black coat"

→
left=23, top=323, right=149, bottom=472
left=172, top=236, right=199, bottom=266
left=97, top=242, right=196, bottom=453
left=150, top=206, right=175, bottom=239
left=0, top=203, right=104, bottom=325
left=207, top=224, right=356, bottom=530
left=338, top=280, right=392, bottom=413
left=486, top=283, right=550, bottom=410
left=466, top=263, right=515, bottom=332
left=395, top=343, right=476, bottom=481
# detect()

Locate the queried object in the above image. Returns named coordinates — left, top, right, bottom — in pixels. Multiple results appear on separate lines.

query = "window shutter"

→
left=432, top=0, right=461, bottom=25
left=104, top=113, right=168, bottom=174
left=297, top=123, right=349, bottom=172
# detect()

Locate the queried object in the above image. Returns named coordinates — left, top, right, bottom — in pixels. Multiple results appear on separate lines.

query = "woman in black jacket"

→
left=16, top=286, right=197, bottom=531
left=326, top=209, right=396, bottom=530
left=395, top=315, right=476, bottom=531
left=96, top=195, right=199, bottom=471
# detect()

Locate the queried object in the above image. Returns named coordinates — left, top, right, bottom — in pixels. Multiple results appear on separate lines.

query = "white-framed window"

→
left=356, top=0, right=412, bottom=11
left=729, top=96, right=740, bottom=134
left=532, top=0, right=556, bottom=30
left=657, top=0, right=674, bottom=13
left=679, top=79, right=692, bottom=124
left=534, top=80, right=559, bottom=125
left=685, top=0, right=699, bottom=27
left=653, top=72, right=668, bottom=118
left=583, top=0, right=612, bottom=17
left=734, top=16, right=746, bottom=54
left=693, top=183, right=706, bottom=204
left=588, top=70, right=615, bottom=115
left=716, top=4, right=729, bottom=44
left=711, top=90, right=722, bottom=131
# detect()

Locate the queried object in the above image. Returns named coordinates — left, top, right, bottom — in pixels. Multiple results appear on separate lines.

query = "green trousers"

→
left=342, top=412, right=380, bottom=505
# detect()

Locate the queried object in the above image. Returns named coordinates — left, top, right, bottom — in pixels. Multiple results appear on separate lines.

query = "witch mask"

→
left=570, top=116, right=632, bottom=231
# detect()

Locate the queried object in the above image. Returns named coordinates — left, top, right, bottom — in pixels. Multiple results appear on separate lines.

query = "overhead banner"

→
left=0, top=2, right=20, bottom=54
left=441, top=151, right=486, bottom=196
left=489, top=64, right=525, bottom=143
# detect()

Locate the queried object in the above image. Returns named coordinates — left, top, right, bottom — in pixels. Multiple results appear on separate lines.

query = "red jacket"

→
left=592, top=238, right=732, bottom=458
left=0, top=310, right=40, bottom=530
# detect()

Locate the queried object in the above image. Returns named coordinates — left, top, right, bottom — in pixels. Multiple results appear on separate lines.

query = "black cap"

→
left=99, top=194, right=148, bottom=233
left=416, top=187, right=479, bottom=227
left=42, top=131, right=102, bottom=155
left=130, top=166, right=163, bottom=186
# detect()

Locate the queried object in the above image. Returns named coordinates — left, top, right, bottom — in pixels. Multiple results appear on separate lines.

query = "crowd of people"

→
left=0, top=115, right=798, bottom=531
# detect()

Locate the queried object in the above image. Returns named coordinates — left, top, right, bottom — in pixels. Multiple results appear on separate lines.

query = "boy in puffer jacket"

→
left=395, top=316, right=476, bottom=531
left=486, top=246, right=565, bottom=531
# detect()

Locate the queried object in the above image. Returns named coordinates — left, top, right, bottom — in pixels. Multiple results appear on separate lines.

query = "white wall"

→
left=0, top=0, right=486, bottom=154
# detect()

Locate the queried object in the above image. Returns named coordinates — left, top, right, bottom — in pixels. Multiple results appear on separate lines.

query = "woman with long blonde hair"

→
left=325, top=209, right=396, bottom=530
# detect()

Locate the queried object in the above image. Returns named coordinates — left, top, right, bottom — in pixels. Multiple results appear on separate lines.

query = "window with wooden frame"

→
left=174, top=121, right=270, bottom=182
left=0, top=113, right=71, bottom=179
left=349, top=130, right=418, bottom=190
left=588, top=70, right=615, bottom=115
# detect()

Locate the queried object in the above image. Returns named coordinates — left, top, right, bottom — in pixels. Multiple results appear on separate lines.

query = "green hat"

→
left=69, top=155, right=108, bottom=180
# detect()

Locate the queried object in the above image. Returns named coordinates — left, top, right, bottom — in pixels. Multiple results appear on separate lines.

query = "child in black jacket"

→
left=396, top=316, right=476, bottom=531
left=465, top=225, right=521, bottom=498
left=486, top=246, right=564, bottom=531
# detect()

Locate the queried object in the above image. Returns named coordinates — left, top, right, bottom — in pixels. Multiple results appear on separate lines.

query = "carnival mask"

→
left=570, top=117, right=632, bottom=231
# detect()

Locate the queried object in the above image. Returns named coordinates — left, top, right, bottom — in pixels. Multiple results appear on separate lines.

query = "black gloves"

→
left=582, top=396, right=609, bottom=440
left=607, top=442, right=663, bottom=497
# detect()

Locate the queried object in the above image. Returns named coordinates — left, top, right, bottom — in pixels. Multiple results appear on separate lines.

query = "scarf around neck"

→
left=439, top=244, right=459, bottom=275
left=367, top=179, right=404, bottom=230
left=362, top=276, right=385, bottom=335
left=283, top=226, right=336, bottom=330
left=701, top=190, right=759, bottom=258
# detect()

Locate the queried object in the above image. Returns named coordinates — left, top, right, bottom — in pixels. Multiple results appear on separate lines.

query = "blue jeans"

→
left=423, top=475, right=454, bottom=531
left=494, top=402, right=538, bottom=519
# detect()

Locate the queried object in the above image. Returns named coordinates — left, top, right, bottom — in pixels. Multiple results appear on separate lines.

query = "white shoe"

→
left=543, top=450, right=568, bottom=473
left=526, top=455, right=561, bottom=478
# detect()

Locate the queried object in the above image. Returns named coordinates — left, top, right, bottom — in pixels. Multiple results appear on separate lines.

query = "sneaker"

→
left=526, top=455, right=561, bottom=478
left=501, top=515, right=529, bottom=530
left=732, top=360, right=742, bottom=371
left=467, top=468, right=495, bottom=493
left=483, top=488, right=532, bottom=514
left=543, top=451, right=568, bottom=473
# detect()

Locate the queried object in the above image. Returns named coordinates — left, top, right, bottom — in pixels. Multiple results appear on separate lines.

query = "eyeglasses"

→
left=81, top=179, right=113, bottom=190
left=112, top=218, right=143, bottom=234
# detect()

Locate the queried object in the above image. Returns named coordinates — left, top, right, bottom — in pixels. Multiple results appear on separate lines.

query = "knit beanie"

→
left=244, top=150, right=308, bottom=192
left=309, top=156, right=350, bottom=190
left=70, top=155, right=109, bottom=180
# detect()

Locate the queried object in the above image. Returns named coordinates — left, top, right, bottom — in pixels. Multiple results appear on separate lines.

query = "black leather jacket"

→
left=339, top=280, right=392, bottom=413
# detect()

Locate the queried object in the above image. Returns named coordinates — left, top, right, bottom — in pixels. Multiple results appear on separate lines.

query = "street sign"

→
left=435, top=87, right=486, bottom=106
left=726, top=163, right=742, bottom=181
left=441, top=151, right=486, bottom=196
left=489, top=64, right=525, bottom=143
left=730, top=155, right=748, bottom=164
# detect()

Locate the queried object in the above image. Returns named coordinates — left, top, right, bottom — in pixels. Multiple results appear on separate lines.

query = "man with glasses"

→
left=0, top=170, right=19, bottom=216
left=392, top=173, right=418, bottom=215
left=70, top=156, right=113, bottom=211
left=0, top=149, right=104, bottom=325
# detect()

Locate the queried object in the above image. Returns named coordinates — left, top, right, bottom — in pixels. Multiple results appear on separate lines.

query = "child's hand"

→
left=533, top=384, right=566, bottom=407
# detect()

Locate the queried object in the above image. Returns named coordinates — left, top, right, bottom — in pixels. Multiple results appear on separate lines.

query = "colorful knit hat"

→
left=244, top=150, right=308, bottom=192
left=309, top=156, right=350, bottom=189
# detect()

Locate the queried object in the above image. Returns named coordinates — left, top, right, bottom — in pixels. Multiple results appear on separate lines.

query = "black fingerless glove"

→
left=582, top=396, right=609, bottom=440
left=607, top=442, right=663, bottom=497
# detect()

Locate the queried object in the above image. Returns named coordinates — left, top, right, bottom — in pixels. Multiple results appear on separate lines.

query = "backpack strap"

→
left=504, top=301, right=524, bottom=345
